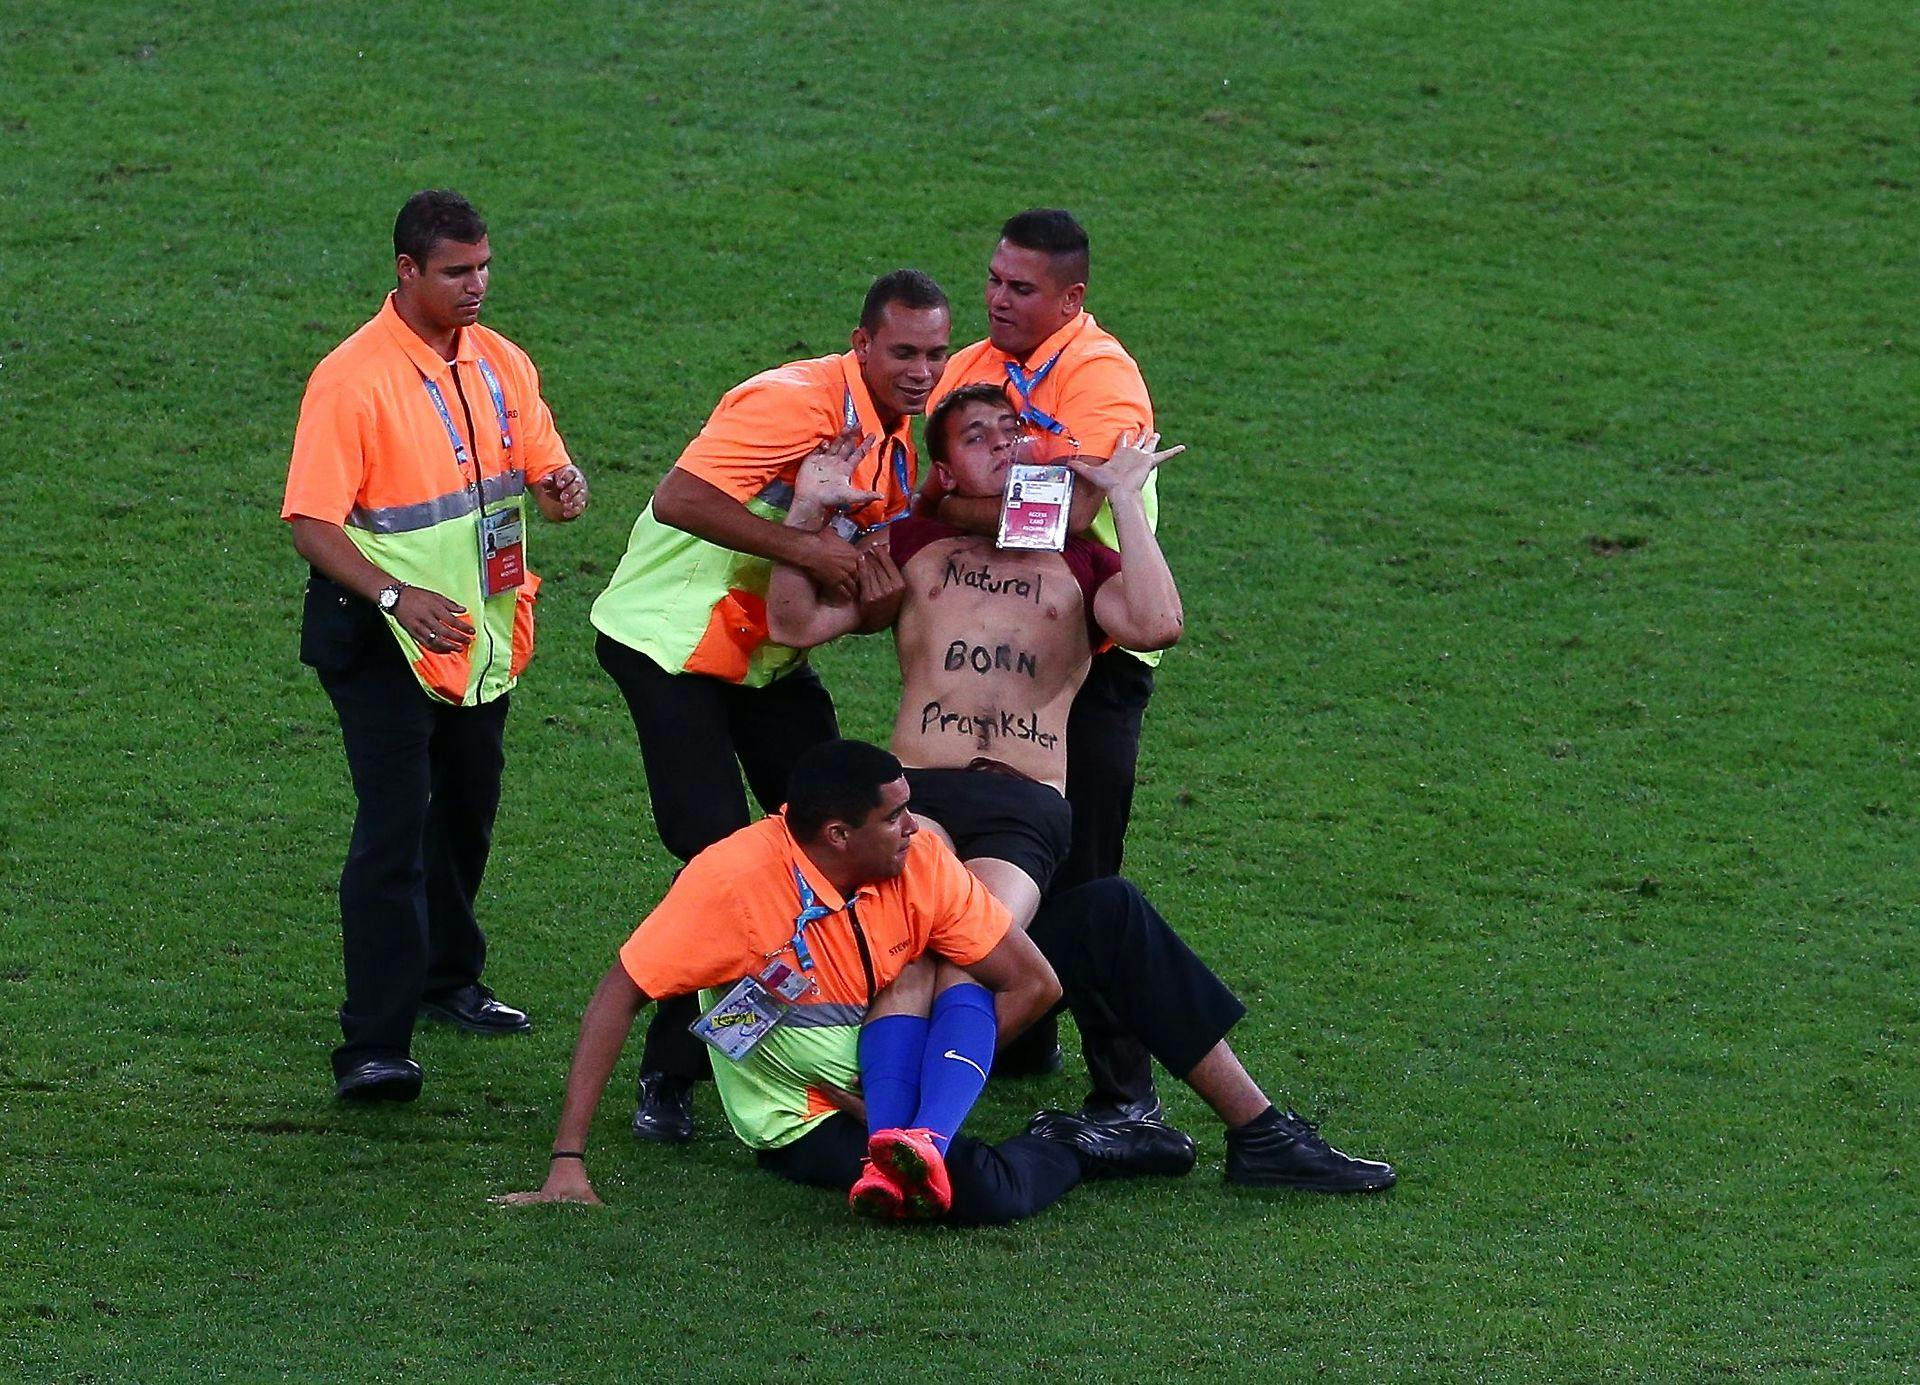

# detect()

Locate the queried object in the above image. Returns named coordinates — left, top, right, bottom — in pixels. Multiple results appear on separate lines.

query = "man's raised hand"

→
left=1062, top=429, right=1184, bottom=497
left=536, top=464, right=589, bottom=521
left=795, top=426, right=880, bottom=512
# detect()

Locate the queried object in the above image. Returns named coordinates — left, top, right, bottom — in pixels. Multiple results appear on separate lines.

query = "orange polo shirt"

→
left=283, top=294, right=572, bottom=527
left=620, top=813, right=1009, bottom=1007
left=674, top=352, right=916, bottom=512
left=931, top=310, right=1152, bottom=471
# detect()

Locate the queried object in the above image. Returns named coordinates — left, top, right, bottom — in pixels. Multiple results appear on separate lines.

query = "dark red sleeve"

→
left=1061, top=539, right=1124, bottom=645
left=888, top=516, right=965, bottom=569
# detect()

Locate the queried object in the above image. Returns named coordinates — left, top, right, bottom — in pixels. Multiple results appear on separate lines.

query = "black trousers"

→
left=1057, top=647, right=1156, bottom=891
left=309, top=581, right=508, bottom=1079
left=1007, top=648, right=1160, bottom=1103
left=1027, top=876, right=1246, bottom=1086
left=756, top=1113, right=1083, bottom=1226
left=596, top=633, right=839, bottom=1078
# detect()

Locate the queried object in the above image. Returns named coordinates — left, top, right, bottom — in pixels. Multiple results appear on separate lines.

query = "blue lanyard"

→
left=1005, top=350, right=1075, bottom=441
left=421, top=358, right=513, bottom=468
left=840, top=388, right=915, bottom=529
left=789, top=865, right=838, bottom=972
left=475, top=359, right=513, bottom=450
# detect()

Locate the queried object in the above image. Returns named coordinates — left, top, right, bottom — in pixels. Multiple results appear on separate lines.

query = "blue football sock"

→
left=912, top=983, right=997, bottom=1151
left=857, top=1014, right=928, bottom=1137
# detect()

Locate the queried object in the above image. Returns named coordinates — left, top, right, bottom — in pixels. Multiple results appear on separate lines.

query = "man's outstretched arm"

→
left=1078, top=431, right=1186, bottom=652
left=494, top=963, right=651, bottom=1206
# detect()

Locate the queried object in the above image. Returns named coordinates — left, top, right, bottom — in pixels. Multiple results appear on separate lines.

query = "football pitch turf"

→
left=3, top=1, right=1916, bottom=1378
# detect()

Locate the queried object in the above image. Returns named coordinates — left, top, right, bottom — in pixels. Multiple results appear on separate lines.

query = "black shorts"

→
left=903, top=766, right=1072, bottom=893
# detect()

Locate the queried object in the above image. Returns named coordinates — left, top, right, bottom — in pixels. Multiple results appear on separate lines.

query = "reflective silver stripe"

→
left=780, top=1001, right=866, bottom=1029
left=347, top=469, right=525, bottom=534
left=752, top=477, right=794, bottom=512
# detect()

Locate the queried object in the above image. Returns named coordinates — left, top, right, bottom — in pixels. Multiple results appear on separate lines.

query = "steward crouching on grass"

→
left=499, top=740, right=1193, bottom=1224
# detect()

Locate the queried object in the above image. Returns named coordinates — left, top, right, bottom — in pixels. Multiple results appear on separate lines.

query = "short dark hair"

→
left=786, top=740, right=905, bottom=839
left=1000, top=208, right=1090, bottom=289
left=394, top=189, right=487, bottom=266
left=926, top=382, right=1014, bottom=465
left=860, top=268, right=949, bottom=333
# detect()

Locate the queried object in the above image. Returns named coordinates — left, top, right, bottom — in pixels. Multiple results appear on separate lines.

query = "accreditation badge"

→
left=756, top=958, right=814, bottom=1003
left=480, top=507, right=525, bottom=596
left=690, top=975, right=788, bottom=1061
left=996, top=464, right=1073, bottom=552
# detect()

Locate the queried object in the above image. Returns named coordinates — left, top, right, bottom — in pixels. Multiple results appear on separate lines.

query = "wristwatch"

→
left=376, top=582, right=407, bottom=612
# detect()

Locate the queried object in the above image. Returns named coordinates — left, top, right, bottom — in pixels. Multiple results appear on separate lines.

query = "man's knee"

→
left=657, top=812, right=742, bottom=865
left=1034, top=877, right=1154, bottom=955
left=870, top=955, right=939, bottom=1018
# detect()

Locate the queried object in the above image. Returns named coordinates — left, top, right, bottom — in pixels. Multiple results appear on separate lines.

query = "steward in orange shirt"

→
left=589, top=271, right=950, bottom=1142
left=928, top=208, right=1163, bottom=1116
left=283, top=190, right=588, bottom=1102
left=498, top=740, right=1197, bottom=1223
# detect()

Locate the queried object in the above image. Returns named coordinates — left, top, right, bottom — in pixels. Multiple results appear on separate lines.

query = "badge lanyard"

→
left=1005, top=351, right=1080, bottom=448
left=421, top=358, right=513, bottom=469
left=787, top=865, right=838, bottom=973
left=420, top=359, right=523, bottom=599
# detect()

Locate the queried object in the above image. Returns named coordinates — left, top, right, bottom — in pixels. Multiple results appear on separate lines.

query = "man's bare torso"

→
left=888, top=532, right=1093, bottom=792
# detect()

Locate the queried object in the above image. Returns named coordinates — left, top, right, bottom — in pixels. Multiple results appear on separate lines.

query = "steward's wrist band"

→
left=550, top=1150, right=586, bottom=1161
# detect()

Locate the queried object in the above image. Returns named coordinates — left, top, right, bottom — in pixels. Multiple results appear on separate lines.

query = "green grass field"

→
left=4, top=1, right=1917, bottom=1378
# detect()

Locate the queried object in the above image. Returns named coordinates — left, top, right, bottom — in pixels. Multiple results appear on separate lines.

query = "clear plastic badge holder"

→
left=995, top=463, right=1073, bottom=552
left=689, top=960, right=815, bottom=1062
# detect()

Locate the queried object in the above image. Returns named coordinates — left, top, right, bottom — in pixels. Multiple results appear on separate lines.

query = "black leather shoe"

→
left=418, top=985, right=531, bottom=1035
left=1079, top=1093, right=1165, bottom=1125
left=334, top=1056, right=423, bottom=1103
left=1225, top=1109, right=1396, bottom=1193
left=1027, top=1108, right=1196, bottom=1179
left=631, top=1072, right=695, bottom=1144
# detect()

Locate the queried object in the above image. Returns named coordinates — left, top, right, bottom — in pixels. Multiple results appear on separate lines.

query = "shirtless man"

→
left=771, top=382, right=1179, bottom=927
left=769, top=386, right=1397, bottom=1193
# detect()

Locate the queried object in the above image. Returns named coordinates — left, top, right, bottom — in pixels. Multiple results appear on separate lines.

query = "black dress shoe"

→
left=1027, top=1108, right=1196, bottom=1179
left=1079, top=1093, right=1165, bottom=1125
left=1225, top=1108, right=1396, bottom=1193
left=418, top=984, right=531, bottom=1035
left=334, top=1056, right=423, bottom=1103
left=631, top=1072, right=695, bottom=1144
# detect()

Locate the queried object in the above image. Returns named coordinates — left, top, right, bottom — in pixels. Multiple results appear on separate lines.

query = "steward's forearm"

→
left=995, top=974, right=1063, bottom=1047
left=654, top=469, right=818, bottom=568
left=935, top=492, right=1000, bottom=537
left=550, top=965, right=650, bottom=1156
left=289, top=517, right=393, bottom=602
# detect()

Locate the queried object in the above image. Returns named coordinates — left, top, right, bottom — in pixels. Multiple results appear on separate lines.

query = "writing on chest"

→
left=925, top=553, right=1065, bottom=620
